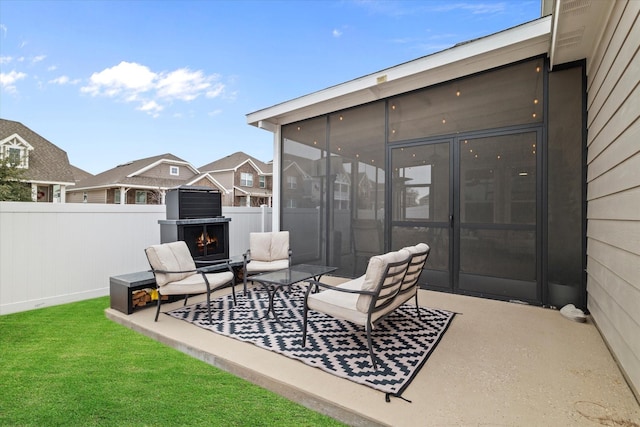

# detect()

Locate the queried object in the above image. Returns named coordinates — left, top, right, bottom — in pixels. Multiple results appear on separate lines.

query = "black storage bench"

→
left=109, top=271, right=156, bottom=314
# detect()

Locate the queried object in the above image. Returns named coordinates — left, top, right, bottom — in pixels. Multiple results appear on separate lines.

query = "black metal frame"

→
left=145, top=255, right=237, bottom=324
left=302, top=247, right=429, bottom=370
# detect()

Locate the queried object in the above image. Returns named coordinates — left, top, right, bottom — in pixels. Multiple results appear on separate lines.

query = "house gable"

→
left=0, top=133, right=34, bottom=168
left=129, top=158, right=200, bottom=180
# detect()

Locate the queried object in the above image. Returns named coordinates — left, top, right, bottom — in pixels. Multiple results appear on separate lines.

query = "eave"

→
left=247, top=16, right=552, bottom=128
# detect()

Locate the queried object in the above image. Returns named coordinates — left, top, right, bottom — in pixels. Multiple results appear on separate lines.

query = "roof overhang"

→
left=247, top=16, right=552, bottom=129
left=549, top=0, right=615, bottom=69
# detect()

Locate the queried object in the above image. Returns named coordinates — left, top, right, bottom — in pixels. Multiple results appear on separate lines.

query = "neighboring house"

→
left=67, top=153, right=224, bottom=204
left=69, top=165, right=93, bottom=185
left=247, top=0, right=640, bottom=398
left=0, top=118, right=76, bottom=202
left=199, top=151, right=272, bottom=207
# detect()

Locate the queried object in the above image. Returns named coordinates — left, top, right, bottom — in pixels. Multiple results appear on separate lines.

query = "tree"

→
left=0, top=157, right=32, bottom=201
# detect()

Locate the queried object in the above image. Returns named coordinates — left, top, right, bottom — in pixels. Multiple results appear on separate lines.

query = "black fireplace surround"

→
left=159, top=186, right=230, bottom=261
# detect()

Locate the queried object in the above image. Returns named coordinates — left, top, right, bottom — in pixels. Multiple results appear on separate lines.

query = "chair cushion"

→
left=249, top=233, right=272, bottom=262
left=270, top=231, right=290, bottom=261
left=160, top=270, right=233, bottom=295
left=356, top=249, right=411, bottom=312
left=249, top=231, right=290, bottom=262
left=145, top=241, right=196, bottom=287
left=307, top=276, right=368, bottom=326
left=246, top=259, right=290, bottom=273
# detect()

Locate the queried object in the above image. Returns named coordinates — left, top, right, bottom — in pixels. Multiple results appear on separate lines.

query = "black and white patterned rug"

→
left=167, top=285, right=455, bottom=399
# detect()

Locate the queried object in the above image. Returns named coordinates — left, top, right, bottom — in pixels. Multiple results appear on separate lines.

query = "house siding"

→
left=586, top=0, right=640, bottom=399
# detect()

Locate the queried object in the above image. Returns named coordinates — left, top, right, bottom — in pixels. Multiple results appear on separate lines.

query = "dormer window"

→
left=0, top=134, right=34, bottom=168
left=170, top=166, right=179, bottom=176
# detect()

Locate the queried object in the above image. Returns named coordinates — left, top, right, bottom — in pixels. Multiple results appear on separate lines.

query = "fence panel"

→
left=0, top=202, right=271, bottom=314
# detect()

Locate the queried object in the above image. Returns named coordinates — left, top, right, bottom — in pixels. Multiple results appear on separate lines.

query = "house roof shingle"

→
left=0, top=118, right=76, bottom=184
left=199, top=151, right=272, bottom=174
left=71, top=153, right=198, bottom=190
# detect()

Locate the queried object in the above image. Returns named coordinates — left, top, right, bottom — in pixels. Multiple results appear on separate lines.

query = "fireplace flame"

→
left=196, top=232, right=218, bottom=254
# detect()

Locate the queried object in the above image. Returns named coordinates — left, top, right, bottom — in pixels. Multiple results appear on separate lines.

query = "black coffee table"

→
left=250, top=264, right=337, bottom=327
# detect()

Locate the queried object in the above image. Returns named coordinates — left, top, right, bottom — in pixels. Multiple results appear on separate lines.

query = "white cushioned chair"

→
left=145, top=241, right=236, bottom=324
left=242, top=231, right=292, bottom=294
left=302, top=248, right=413, bottom=370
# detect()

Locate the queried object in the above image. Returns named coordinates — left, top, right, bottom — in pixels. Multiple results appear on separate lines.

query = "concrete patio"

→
left=106, top=279, right=640, bottom=426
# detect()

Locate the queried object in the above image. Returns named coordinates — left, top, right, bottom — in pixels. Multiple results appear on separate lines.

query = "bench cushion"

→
left=307, top=276, right=368, bottom=325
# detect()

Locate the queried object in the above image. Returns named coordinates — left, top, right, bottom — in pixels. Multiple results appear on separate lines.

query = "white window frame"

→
left=287, top=175, right=297, bottom=189
left=259, top=175, right=266, bottom=188
left=114, top=189, right=121, bottom=204
left=241, top=172, right=253, bottom=187
left=170, top=166, right=179, bottom=176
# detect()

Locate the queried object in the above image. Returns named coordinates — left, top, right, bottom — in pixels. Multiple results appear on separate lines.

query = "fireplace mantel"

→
left=158, top=217, right=231, bottom=226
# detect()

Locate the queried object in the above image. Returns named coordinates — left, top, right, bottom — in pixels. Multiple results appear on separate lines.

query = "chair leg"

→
left=302, top=306, right=309, bottom=346
left=414, top=292, right=421, bottom=319
left=206, top=291, right=212, bottom=325
left=366, top=323, right=378, bottom=370
left=183, top=295, right=189, bottom=306
left=154, top=292, right=162, bottom=321
left=243, top=272, right=248, bottom=296
left=230, top=280, right=237, bottom=306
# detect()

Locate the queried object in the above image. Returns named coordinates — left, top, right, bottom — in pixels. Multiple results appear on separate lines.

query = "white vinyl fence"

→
left=0, top=202, right=271, bottom=315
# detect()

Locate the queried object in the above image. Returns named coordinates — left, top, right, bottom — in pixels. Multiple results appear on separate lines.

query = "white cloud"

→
left=0, top=56, right=12, bottom=64
left=32, top=55, right=46, bottom=64
left=208, top=109, right=222, bottom=117
left=156, top=68, right=214, bottom=101
left=81, top=61, right=157, bottom=97
left=80, top=61, right=226, bottom=117
left=206, top=82, right=224, bottom=98
left=0, top=24, right=7, bottom=38
left=138, top=100, right=163, bottom=112
left=49, top=75, right=69, bottom=84
left=332, top=28, right=343, bottom=38
left=48, top=75, right=80, bottom=85
left=0, top=70, right=27, bottom=93
left=47, top=65, right=58, bottom=71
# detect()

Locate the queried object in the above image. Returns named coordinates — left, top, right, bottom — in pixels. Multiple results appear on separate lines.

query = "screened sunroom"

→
left=247, top=16, right=586, bottom=309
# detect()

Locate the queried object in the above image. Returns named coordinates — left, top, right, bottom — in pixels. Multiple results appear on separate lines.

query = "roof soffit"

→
left=550, top=0, right=615, bottom=68
left=247, top=16, right=552, bottom=127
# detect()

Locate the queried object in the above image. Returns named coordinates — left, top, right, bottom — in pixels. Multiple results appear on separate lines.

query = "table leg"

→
left=257, top=283, right=290, bottom=328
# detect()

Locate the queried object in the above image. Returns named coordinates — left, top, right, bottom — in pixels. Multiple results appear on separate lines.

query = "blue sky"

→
left=1, top=0, right=540, bottom=175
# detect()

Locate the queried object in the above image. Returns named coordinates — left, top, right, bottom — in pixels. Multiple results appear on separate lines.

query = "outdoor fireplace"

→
left=159, top=186, right=230, bottom=261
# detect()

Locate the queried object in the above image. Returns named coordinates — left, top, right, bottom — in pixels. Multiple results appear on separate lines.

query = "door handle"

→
left=450, top=215, right=454, bottom=228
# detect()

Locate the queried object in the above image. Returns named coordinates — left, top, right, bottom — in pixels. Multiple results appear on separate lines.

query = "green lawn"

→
left=0, top=297, right=345, bottom=426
